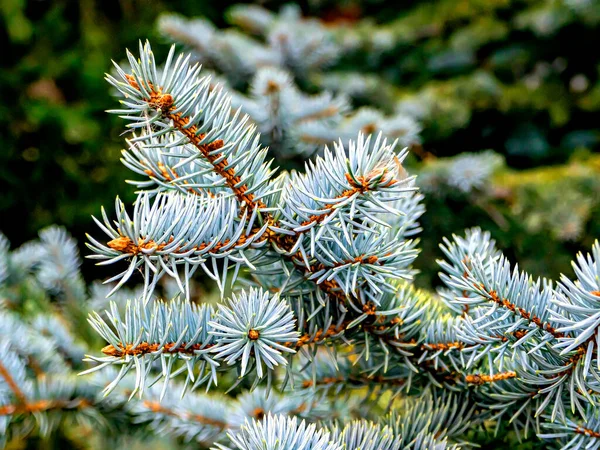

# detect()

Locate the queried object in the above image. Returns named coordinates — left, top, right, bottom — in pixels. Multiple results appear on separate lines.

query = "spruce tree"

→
left=2, top=4, right=600, bottom=449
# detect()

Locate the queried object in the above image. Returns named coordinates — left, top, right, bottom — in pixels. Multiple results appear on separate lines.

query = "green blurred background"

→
left=2, top=0, right=599, bottom=285
left=1, top=0, right=237, bottom=252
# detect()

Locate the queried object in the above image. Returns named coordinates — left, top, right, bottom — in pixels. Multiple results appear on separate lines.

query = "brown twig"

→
left=142, top=400, right=227, bottom=429
left=465, top=371, right=517, bottom=385
left=102, top=342, right=213, bottom=357
left=0, top=399, right=91, bottom=416
left=485, top=288, right=565, bottom=339
left=0, top=360, right=27, bottom=405
left=125, top=74, right=262, bottom=209
left=575, top=426, right=600, bottom=439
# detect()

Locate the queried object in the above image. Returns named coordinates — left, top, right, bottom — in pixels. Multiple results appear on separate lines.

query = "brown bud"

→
left=107, top=236, right=136, bottom=253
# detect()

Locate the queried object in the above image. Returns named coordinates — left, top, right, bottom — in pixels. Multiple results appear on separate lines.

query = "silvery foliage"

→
left=417, top=150, right=505, bottom=196
left=0, top=226, right=85, bottom=301
left=214, top=392, right=469, bottom=450
left=215, top=414, right=342, bottom=450
left=210, top=288, right=298, bottom=378
left=87, top=41, right=420, bottom=389
left=0, top=342, right=31, bottom=443
left=0, top=235, right=8, bottom=286
left=78, top=41, right=600, bottom=449
left=0, top=230, right=327, bottom=447
left=318, top=72, right=393, bottom=104
left=0, top=233, right=104, bottom=445
left=0, top=305, right=106, bottom=444
left=158, top=5, right=422, bottom=160
left=335, top=107, right=421, bottom=151
left=439, top=228, right=600, bottom=444
left=230, top=67, right=350, bottom=158
left=159, top=5, right=338, bottom=87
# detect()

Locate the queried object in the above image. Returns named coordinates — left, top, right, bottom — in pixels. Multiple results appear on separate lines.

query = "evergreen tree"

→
left=3, top=39, right=600, bottom=449
left=2, top=2, right=600, bottom=448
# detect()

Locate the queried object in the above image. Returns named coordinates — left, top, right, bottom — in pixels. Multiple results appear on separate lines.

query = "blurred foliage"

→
left=0, top=226, right=225, bottom=449
left=328, top=0, right=600, bottom=166
left=414, top=151, right=600, bottom=287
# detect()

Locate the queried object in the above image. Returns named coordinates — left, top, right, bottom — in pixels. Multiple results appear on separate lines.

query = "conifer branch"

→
left=141, top=400, right=228, bottom=430
left=464, top=371, right=517, bottom=385
left=0, top=360, right=27, bottom=405
left=0, top=398, right=91, bottom=416
left=122, top=73, right=262, bottom=208
left=73, top=35, right=600, bottom=450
